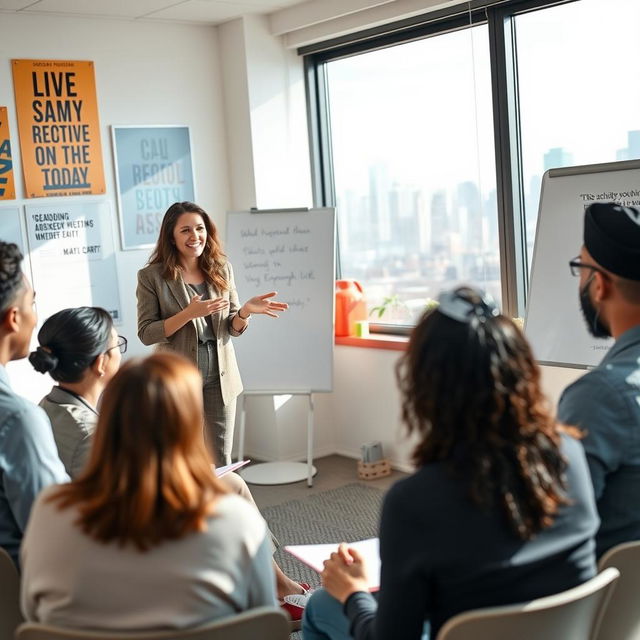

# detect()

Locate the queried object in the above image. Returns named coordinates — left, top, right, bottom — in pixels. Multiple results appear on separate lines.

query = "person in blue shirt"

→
left=0, top=241, right=68, bottom=568
left=558, top=202, right=640, bottom=558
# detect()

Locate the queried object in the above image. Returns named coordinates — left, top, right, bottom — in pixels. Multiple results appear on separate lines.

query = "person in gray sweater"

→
left=21, top=352, right=277, bottom=630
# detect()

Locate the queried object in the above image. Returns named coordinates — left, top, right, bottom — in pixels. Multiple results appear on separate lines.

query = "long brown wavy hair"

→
left=48, top=353, right=228, bottom=551
left=148, top=201, right=229, bottom=292
left=396, top=287, right=571, bottom=540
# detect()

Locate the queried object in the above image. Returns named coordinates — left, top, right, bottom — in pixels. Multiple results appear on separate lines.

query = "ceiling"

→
left=0, top=0, right=311, bottom=26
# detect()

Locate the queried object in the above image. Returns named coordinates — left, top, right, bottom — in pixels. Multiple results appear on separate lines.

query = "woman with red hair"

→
left=21, top=353, right=277, bottom=630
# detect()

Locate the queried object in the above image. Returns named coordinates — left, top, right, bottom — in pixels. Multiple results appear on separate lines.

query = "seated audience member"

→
left=21, top=352, right=277, bottom=630
left=29, top=307, right=308, bottom=620
left=0, top=241, right=68, bottom=568
left=30, top=307, right=124, bottom=479
left=303, top=286, right=599, bottom=640
left=558, top=202, right=640, bottom=558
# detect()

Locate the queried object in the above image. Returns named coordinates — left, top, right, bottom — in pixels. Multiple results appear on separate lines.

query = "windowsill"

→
left=335, top=333, right=408, bottom=351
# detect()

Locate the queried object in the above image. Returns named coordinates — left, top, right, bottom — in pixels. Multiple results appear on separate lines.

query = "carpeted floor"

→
left=262, top=483, right=385, bottom=639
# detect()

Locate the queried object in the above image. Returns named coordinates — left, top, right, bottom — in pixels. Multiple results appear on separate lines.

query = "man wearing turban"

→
left=558, top=202, right=640, bottom=558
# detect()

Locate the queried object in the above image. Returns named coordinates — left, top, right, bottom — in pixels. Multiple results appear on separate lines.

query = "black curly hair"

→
left=0, top=242, right=25, bottom=317
left=396, top=287, right=571, bottom=540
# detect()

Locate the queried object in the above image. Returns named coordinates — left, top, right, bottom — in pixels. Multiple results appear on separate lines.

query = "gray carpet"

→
left=263, top=483, right=384, bottom=639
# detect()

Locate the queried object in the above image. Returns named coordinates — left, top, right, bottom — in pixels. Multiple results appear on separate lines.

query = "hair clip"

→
left=437, top=287, right=499, bottom=324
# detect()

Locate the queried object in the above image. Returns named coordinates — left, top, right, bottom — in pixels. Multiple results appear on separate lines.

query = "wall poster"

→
left=25, top=201, right=121, bottom=324
left=111, top=125, right=195, bottom=250
left=12, top=59, right=105, bottom=198
left=0, top=107, right=16, bottom=200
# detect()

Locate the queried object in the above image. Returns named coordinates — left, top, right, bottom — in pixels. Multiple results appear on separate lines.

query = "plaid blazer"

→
left=136, top=262, right=244, bottom=405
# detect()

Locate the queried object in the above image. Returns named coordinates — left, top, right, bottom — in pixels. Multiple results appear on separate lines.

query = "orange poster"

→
left=12, top=59, right=105, bottom=198
left=0, top=107, right=15, bottom=200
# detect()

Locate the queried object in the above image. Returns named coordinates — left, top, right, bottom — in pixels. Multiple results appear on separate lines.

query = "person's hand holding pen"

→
left=321, top=543, right=370, bottom=603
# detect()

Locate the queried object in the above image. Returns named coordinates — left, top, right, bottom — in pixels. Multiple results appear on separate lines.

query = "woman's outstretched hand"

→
left=321, top=543, right=370, bottom=604
left=242, top=292, right=289, bottom=318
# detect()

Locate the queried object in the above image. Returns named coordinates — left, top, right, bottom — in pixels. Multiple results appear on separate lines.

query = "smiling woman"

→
left=136, top=201, right=289, bottom=467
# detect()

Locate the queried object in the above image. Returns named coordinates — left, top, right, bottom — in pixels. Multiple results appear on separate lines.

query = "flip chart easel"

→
left=225, top=207, right=335, bottom=487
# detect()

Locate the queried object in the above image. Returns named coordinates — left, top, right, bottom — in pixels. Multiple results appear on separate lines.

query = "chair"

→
left=436, top=567, right=619, bottom=640
left=595, top=540, right=640, bottom=640
left=0, top=546, right=23, bottom=640
left=15, top=607, right=290, bottom=640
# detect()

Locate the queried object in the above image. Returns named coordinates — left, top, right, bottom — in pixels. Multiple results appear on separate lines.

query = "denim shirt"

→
left=558, top=325, right=640, bottom=558
left=0, top=365, right=68, bottom=568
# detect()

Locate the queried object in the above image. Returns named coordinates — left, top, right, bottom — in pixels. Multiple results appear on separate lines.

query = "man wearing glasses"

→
left=558, top=202, right=640, bottom=559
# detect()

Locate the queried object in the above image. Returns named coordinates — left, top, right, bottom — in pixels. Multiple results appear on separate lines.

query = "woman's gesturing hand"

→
left=241, top=292, right=289, bottom=318
left=186, top=294, right=229, bottom=319
left=321, top=544, right=370, bottom=604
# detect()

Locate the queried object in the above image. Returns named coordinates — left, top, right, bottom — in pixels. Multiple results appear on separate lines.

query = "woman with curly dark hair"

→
left=303, top=286, right=598, bottom=640
left=136, top=202, right=288, bottom=467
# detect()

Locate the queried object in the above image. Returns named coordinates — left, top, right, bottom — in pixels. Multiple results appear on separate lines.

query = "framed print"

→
left=111, top=125, right=195, bottom=250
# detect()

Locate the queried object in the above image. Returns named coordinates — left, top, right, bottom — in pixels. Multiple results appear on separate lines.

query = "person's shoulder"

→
left=210, top=494, right=266, bottom=539
left=384, top=464, right=445, bottom=510
left=1, top=392, right=48, bottom=431
left=30, top=485, right=66, bottom=518
left=138, top=262, right=164, bottom=279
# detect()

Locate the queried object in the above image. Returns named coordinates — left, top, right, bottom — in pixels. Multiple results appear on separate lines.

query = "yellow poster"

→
left=0, top=107, right=15, bottom=200
left=12, top=59, right=105, bottom=198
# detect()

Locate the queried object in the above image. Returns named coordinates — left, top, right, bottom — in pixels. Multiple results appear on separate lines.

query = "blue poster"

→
left=112, top=126, right=195, bottom=250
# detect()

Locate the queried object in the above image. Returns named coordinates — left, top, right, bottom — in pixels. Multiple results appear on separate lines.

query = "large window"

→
left=325, top=26, right=499, bottom=325
left=307, top=0, right=640, bottom=326
left=515, top=0, right=640, bottom=273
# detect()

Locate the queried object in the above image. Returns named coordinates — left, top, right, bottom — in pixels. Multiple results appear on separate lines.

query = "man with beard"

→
left=558, top=202, right=640, bottom=558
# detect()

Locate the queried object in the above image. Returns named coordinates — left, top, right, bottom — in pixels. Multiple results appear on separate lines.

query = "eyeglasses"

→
left=568, top=256, right=607, bottom=278
left=105, top=336, right=128, bottom=355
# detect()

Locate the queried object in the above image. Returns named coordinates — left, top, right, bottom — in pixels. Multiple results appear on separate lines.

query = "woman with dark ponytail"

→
left=29, top=307, right=125, bottom=478
left=303, top=286, right=599, bottom=640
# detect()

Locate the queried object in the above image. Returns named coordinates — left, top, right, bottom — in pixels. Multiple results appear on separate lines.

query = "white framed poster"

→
left=111, top=125, right=196, bottom=250
left=25, top=201, right=122, bottom=324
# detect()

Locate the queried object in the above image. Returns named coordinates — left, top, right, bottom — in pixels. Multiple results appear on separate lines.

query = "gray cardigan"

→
left=136, top=262, right=244, bottom=405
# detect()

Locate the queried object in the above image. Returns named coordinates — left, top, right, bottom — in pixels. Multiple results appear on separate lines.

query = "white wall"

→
left=0, top=8, right=589, bottom=472
left=0, top=13, right=229, bottom=399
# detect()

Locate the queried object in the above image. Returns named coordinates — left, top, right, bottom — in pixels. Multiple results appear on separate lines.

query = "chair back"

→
left=0, top=546, right=23, bottom=640
left=595, top=540, right=640, bottom=640
left=16, top=606, right=289, bottom=640
left=436, top=567, right=620, bottom=640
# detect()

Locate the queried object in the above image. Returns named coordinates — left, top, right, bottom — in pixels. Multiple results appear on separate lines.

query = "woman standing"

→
left=21, top=353, right=277, bottom=630
left=303, top=286, right=598, bottom=640
left=137, top=201, right=287, bottom=465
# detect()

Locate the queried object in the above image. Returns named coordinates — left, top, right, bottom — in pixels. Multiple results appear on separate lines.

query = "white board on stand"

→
left=225, top=208, right=335, bottom=393
left=525, top=160, right=640, bottom=368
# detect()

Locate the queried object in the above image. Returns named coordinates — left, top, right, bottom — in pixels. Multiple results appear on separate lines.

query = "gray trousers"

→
left=197, top=342, right=236, bottom=467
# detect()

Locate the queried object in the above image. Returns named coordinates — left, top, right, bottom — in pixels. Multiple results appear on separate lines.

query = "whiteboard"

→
left=525, top=160, right=640, bottom=368
left=226, top=208, right=335, bottom=393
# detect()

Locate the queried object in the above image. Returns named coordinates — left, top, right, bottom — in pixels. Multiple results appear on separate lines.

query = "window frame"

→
left=303, top=0, right=581, bottom=324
